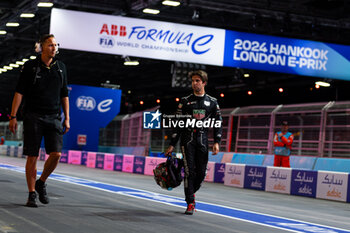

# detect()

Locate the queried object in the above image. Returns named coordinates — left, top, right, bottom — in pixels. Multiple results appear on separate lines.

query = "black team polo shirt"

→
left=16, top=57, right=69, bottom=115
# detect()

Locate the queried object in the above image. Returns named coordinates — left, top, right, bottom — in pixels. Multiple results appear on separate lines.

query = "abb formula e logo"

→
left=76, top=96, right=113, bottom=113
left=99, top=24, right=126, bottom=48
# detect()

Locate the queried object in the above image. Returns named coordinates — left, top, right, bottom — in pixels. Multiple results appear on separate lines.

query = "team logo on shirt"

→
left=193, top=109, right=205, bottom=119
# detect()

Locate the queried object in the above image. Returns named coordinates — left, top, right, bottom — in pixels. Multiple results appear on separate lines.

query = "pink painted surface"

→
left=221, top=153, right=234, bottom=163
left=68, top=150, right=82, bottom=165
left=86, top=152, right=96, bottom=168
left=103, top=153, right=115, bottom=171
left=122, top=155, right=134, bottom=173
left=204, top=162, right=215, bottom=182
left=144, top=157, right=167, bottom=176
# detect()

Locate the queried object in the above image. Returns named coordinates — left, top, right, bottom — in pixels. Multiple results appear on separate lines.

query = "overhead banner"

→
left=50, top=8, right=350, bottom=80
left=50, top=8, right=225, bottom=66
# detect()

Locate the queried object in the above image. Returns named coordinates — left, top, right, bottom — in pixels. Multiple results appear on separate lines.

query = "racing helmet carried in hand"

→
left=153, top=155, right=183, bottom=190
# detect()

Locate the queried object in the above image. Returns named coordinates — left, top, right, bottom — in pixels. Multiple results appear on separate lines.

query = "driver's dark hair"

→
left=188, top=70, right=208, bottom=83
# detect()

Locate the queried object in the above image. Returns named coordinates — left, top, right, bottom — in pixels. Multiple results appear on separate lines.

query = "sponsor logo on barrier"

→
left=266, top=167, right=291, bottom=194
left=224, top=164, right=245, bottom=187
left=95, top=153, right=105, bottom=169
left=316, top=171, right=348, bottom=202
left=214, top=163, right=225, bottom=183
left=291, top=170, right=317, bottom=197
left=244, top=166, right=266, bottom=190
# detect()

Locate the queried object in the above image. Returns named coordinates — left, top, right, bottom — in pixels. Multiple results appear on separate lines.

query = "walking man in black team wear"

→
left=166, top=70, right=222, bottom=215
left=9, top=34, right=70, bottom=207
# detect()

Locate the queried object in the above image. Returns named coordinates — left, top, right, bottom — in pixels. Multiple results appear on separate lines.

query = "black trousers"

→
left=181, top=132, right=208, bottom=204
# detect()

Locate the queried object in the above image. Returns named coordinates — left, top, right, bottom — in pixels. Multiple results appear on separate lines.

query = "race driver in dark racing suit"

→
left=166, top=70, right=222, bottom=215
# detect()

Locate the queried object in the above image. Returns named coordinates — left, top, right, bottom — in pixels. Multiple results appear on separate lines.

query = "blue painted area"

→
left=314, top=158, right=350, bottom=173
left=291, top=170, right=318, bottom=198
left=4, top=141, right=23, bottom=146
left=231, top=153, right=265, bottom=166
left=223, top=30, right=350, bottom=81
left=149, top=152, right=166, bottom=158
left=208, top=152, right=224, bottom=163
left=262, top=154, right=274, bottom=166
left=290, top=156, right=316, bottom=170
left=1, top=163, right=349, bottom=233
left=63, top=85, right=121, bottom=152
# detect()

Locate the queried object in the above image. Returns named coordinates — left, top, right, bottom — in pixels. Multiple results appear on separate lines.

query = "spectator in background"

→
left=0, top=134, right=4, bottom=145
left=273, top=121, right=294, bottom=167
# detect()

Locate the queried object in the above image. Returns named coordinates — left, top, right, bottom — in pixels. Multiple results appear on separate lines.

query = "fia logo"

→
left=99, top=36, right=115, bottom=48
left=76, top=96, right=96, bottom=111
left=143, top=110, right=161, bottom=129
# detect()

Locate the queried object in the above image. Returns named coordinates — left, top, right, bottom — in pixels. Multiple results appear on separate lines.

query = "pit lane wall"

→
left=1, top=145, right=349, bottom=203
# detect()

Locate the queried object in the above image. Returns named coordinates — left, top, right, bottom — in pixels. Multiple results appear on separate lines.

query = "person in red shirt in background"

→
left=273, top=121, right=294, bottom=167
left=0, top=134, right=4, bottom=145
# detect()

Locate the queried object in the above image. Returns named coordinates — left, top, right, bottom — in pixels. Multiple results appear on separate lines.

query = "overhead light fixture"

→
left=22, top=58, right=29, bottom=62
left=20, top=13, right=35, bottom=18
left=143, top=8, right=160, bottom=14
left=37, top=2, right=54, bottom=7
left=10, top=63, right=19, bottom=68
left=279, top=88, right=284, bottom=93
left=124, top=61, right=139, bottom=66
left=244, top=73, right=250, bottom=78
left=4, top=66, right=13, bottom=70
left=247, top=91, right=252, bottom=95
left=6, top=22, right=19, bottom=27
left=0, top=30, right=7, bottom=35
left=315, top=81, right=330, bottom=87
left=124, top=56, right=139, bottom=66
left=16, top=61, right=25, bottom=65
left=30, top=56, right=36, bottom=60
left=162, top=0, right=181, bottom=6
left=0, top=68, right=6, bottom=72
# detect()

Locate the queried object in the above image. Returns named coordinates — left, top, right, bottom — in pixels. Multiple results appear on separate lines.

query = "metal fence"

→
left=97, top=101, right=350, bottom=158
left=0, top=121, right=23, bottom=143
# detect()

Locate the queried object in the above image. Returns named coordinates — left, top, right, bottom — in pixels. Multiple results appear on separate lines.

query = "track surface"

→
left=0, top=155, right=349, bottom=233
